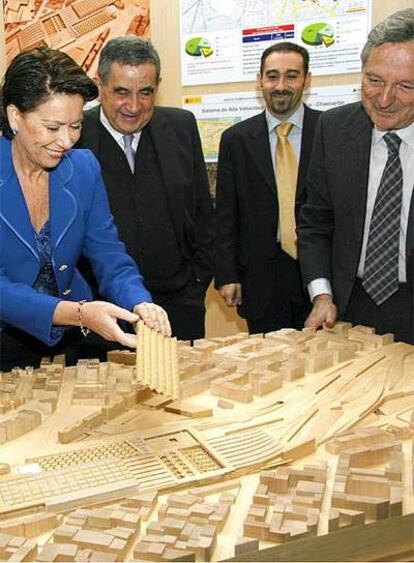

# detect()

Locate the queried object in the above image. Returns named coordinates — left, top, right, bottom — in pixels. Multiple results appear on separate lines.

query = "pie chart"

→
left=185, top=37, right=214, bottom=57
left=301, top=22, right=335, bottom=47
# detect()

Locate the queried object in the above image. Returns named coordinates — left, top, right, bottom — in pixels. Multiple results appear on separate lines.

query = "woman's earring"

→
left=12, top=128, right=18, bottom=136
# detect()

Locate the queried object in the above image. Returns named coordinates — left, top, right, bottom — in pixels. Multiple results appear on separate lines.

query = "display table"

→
left=0, top=323, right=413, bottom=561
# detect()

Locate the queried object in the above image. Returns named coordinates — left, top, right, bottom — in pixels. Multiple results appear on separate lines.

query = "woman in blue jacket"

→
left=0, top=47, right=170, bottom=370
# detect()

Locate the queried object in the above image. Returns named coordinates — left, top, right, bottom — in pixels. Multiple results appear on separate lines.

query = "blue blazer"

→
left=0, top=136, right=152, bottom=346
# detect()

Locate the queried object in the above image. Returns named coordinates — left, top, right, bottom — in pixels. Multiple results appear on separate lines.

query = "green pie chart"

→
left=185, top=37, right=214, bottom=57
left=302, top=22, right=335, bottom=47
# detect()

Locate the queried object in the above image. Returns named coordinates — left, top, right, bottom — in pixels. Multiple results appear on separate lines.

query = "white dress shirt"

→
left=308, top=121, right=414, bottom=302
left=99, top=108, right=141, bottom=152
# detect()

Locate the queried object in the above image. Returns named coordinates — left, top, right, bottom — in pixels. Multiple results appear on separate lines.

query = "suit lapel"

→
left=407, top=177, right=414, bottom=249
left=0, top=137, right=77, bottom=257
left=0, top=173, right=38, bottom=258
left=244, top=112, right=275, bottom=195
left=49, top=155, right=77, bottom=250
left=145, top=111, right=186, bottom=246
left=406, top=183, right=414, bottom=286
left=296, top=106, right=319, bottom=200
left=83, top=108, right=137, bottom=211
left=342, top=106, right=372, bottom=244
left=82, top=106, right=127, bottom=172
left=244, top=109, right=319, bottom=200
left=408, top=186, right=414, bottom=335
left=81, top=106, right=101, bottom=156
left=0, top=137, right=37, bottom=258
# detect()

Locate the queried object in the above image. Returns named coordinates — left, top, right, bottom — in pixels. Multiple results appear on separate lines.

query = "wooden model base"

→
left=0, top=324, right=413, bottom=561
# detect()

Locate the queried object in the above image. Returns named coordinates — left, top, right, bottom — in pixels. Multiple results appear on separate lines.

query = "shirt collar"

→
left=265, top=104, right=305, bottom=135
left=373, top=121, right=414, bottom=149
left=99, top=107, right=140, bottom=145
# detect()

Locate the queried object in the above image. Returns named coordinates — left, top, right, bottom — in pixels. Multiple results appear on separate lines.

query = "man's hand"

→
left=305, top=294, right=337, bottom=329
left=218, top=283, right=242, bottom=307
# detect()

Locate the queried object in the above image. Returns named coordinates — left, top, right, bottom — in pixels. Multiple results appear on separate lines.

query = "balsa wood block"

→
left=180, top=368, right=229, bottom=398
left=281, top=439, right=316, bottom=461
left=0, top=512, right=60, bottom=538
left=101, top=399, right=125, bottom=420
left=0, top=463, right=10, bottom=475
left=252, top=371, right=282, bottom=396
left=162, top=546, right=196, bottom=561
left=58, top=422, right=85, bottom=444
left=217, top=399, right=234, bottom=409
left=142, top=394, right=173, bottom=409
left=53, top=524, right=79, bottom=543
left=234, top=536, right=259, bottom=556
left=36, top=542, right=77, bottom=561
left=187, top=480, right=241, bottom=498
left=167, top=494, right=203, bottom=509
left=8, top=542, right=37, bottom=562
left=87, top=550, right=117, bottom=562
left=122, top=490, right=158, bottom=509
left=107, top=350, right=136, bottom=366
left=165, top=400, right=213, bottom=418
left=171, top=338, right=180, bottom=400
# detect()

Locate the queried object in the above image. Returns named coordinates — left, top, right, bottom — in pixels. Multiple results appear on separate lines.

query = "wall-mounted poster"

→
left=180, top=0, right=372, bottom=85
left=184, top=84, right=361, bottom=162
left=3, top=0, right=150, bottom=75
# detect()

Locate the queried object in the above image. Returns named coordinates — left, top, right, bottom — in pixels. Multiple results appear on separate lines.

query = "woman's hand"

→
left=133, top=302, right=172, bottom=337
left=53, top=300, right=140, bottom=348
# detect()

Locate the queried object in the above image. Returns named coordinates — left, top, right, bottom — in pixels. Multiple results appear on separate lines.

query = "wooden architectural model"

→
left=136, top=321, right=180, bottom=399
left=4, top=0, right=150, bottom=75
left=0, top=323, right=413, bottom=561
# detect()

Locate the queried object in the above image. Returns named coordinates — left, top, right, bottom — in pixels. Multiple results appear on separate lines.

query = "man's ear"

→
left=93, top=75, right=102, bottom=99
left=304, top=71, right=312, bottom=91
left=256, top=71, right=262, bottom=92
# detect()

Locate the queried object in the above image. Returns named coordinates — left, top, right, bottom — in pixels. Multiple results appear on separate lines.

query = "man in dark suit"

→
left=214, top=42, right=320, bottom=334
left=298, top=9, right=414, bottom=344
left=78, top=37, right=214, bottom=341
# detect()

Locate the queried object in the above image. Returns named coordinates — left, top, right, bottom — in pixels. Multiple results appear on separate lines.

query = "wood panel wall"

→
left=0, top=8, right=5, bottom=78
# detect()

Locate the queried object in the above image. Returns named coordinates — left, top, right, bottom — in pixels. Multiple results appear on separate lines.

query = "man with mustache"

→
left=298, top=9, right=414, bottom=343
left=78, top=37, right=214, bottom=343
left=214, top=42, right=320, bottom=334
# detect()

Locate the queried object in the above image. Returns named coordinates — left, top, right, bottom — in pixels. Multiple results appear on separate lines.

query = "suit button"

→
left=59, top=264, right=68, bottom=271
left=61, top=288, right=71, bottom=296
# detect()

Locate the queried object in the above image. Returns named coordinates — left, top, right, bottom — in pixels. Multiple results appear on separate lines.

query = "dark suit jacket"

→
left=77, top=105, right=214, bottom=295
left=298, top=101, right=414, bottom=321
left=214, top=105, right=321, bottom=320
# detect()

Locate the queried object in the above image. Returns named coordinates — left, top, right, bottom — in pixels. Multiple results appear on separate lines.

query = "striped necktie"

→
left=362, top=132, right=403, bottom=305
